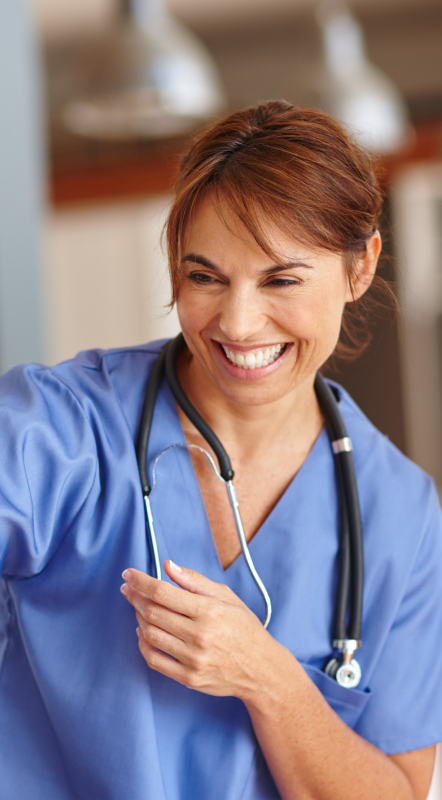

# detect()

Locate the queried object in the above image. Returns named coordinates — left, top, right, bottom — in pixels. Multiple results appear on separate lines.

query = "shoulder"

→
left=52, top=338, right=168, bottom=393
left=63, top=339, right=168, bottom=372
left=0, top=339, right=170, bottom=448
left=0, top=339, right=168, bottom=408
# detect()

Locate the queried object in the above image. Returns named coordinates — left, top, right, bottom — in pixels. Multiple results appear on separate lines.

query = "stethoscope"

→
left=136, top=334, right=363, bottom=689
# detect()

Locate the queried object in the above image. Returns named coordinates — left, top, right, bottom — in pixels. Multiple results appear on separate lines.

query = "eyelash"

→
left=188, top=272, right=217, bottom=285
left=187, top=272, right=302, bottom=289
left=267, top=277, right=302, bottom=287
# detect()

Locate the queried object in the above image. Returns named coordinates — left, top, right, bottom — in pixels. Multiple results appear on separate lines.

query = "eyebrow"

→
left=181, top=253, right=314, bottom=274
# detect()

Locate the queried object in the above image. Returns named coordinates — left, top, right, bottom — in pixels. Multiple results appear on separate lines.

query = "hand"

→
left=120, top=560, right=279, bottom=699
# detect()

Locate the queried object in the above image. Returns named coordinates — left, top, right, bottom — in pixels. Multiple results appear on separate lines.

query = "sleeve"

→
left=354, top=479, right=442, bottom=753
left=0, top=363, right=98, bottom=579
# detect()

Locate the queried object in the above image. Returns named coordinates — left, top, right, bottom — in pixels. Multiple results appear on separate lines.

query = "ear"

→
left=345, top=231, right=382, bottom=303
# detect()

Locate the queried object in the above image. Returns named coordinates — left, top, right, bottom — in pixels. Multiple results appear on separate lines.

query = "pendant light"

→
left=62, top=0, right=225, bottom=140
left=317, top=2, right=411, bottom=154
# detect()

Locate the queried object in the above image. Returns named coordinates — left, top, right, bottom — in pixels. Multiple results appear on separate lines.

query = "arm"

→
left=121, top=562, right=435, bottom=800
left=245, top=646, right=435, bottom=800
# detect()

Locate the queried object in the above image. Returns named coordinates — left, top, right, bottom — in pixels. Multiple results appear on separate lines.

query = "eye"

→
left=187, top=271, right=225, bottom=288
left=265, top=276, right=302, bottom=288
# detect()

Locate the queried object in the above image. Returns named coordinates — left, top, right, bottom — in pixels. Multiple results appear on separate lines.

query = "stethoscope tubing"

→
left=165, top=336, right=234, bottom=482
left=314, top=375, right=363, bottom=643
left=137, top=344, right=168, bottom=497
left=225, top=480, right=272, bottom=628
left=164, top=336, right=272, bottom=627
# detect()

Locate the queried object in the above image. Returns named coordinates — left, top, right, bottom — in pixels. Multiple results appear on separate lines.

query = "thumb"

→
left=164, top=560, right=223, bottom=598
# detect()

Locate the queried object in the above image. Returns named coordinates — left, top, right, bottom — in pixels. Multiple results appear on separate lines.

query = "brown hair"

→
left=166, top=100, right=392, bottom=358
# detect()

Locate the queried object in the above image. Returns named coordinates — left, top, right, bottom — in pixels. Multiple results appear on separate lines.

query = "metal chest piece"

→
left=325, top=639, right=362, bottom=688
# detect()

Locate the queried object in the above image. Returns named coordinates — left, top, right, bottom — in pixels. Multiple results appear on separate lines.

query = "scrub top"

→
left=1, top=339, right=442, bottom=800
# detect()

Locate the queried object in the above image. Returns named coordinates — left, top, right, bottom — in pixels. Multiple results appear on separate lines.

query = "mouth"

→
left=212, top=340, right=293, bottom=380
left=220, top=342, right=288, bottom=370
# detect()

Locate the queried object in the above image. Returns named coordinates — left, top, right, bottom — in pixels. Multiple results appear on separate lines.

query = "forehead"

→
left=182, top=196, right=320, bottom=264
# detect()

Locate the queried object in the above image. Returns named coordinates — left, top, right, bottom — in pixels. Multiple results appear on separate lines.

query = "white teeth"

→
left=221, top=344, right=286, bottom=370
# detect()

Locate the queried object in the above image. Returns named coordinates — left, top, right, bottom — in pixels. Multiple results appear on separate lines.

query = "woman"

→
left=1, top=101, right=442, bottom=800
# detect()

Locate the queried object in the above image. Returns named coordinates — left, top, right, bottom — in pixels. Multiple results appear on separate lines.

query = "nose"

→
left=218, top=283, right=267, bottom=342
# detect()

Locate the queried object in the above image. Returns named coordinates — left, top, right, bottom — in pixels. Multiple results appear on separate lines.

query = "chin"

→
left=213, top=375, right=295, bottom=407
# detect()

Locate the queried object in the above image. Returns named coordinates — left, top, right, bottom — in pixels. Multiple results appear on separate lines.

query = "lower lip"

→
left=213, top=342, right=294, bottom=380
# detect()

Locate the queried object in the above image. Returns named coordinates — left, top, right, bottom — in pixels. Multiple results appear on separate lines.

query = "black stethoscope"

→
left=136, top=334, right=363, bottom=689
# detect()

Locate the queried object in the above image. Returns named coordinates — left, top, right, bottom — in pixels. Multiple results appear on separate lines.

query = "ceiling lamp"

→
left=317, top=2, right=411, bottom=154
left=62, top=0, right=225, bottom=140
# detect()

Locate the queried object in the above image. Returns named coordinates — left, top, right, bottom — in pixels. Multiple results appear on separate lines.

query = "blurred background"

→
left=1, top=1, right=441, bottom=792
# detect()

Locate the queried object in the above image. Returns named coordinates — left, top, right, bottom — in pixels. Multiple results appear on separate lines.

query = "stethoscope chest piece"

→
left=324, top=638, right=362, bottom=688
left=324, top=657, right=362, bottom=689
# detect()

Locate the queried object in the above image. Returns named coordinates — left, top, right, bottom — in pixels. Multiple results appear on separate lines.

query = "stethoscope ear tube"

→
left=165, top=334, right=235, bottom=482
left=137, top=345, right=168, bottom=496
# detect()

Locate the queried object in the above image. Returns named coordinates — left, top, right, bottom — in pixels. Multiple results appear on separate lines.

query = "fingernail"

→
left=120, top=583, right=129, bottom=596
left=122, top=569, right=132, bottom=581
left=136, top=627, right=140, bottom=637
left=169, top=560, right=182, bottom=573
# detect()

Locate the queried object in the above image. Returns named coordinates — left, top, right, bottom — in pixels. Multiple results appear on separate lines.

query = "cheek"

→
left=275, top=287, right=345, bottom=344
left=176, top=289, right=215, bottom=336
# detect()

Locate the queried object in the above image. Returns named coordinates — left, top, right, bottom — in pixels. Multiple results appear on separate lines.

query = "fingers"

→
left=121, top=567, right=199, bottom=618
left=122, top=583, right=193, bottom=639
left=121, top=564, right=233, bottom=612
left=136, top=611, right=188, bottom=662
left=136, top=631, right=189, bottom=685
left=163, top=560, right=227, bottom=598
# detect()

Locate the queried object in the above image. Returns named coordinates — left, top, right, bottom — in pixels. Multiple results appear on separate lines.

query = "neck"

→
left=177, top=349, right=323, bottom=465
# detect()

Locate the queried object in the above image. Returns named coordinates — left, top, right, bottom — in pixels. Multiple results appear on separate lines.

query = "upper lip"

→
left=214, top=340, right=290, bottom=352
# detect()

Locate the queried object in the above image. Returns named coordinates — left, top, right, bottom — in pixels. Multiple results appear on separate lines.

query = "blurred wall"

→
left=45, top=197, right=180, bottom=364
left=394, top=163, right=442, bottom=487
left=0, top=0, right=45, bottom=372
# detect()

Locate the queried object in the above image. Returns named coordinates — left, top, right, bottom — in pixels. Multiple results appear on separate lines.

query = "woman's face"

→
left=176, top=197, right=380, bottom=407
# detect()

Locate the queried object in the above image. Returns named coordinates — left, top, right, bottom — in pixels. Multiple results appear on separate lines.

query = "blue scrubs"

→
left=1, top=339, right=442, bottom=800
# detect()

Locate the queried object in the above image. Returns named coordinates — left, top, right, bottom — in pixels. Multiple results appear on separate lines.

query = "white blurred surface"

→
left=428, top=745, right=442, bottom=800
left=44, top=197, right=180, bottom=365
left=317, top=5, right=410, bottom=154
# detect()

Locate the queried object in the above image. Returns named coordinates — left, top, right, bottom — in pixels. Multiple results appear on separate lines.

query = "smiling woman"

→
left=1, top=102, right=442, bottom=800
